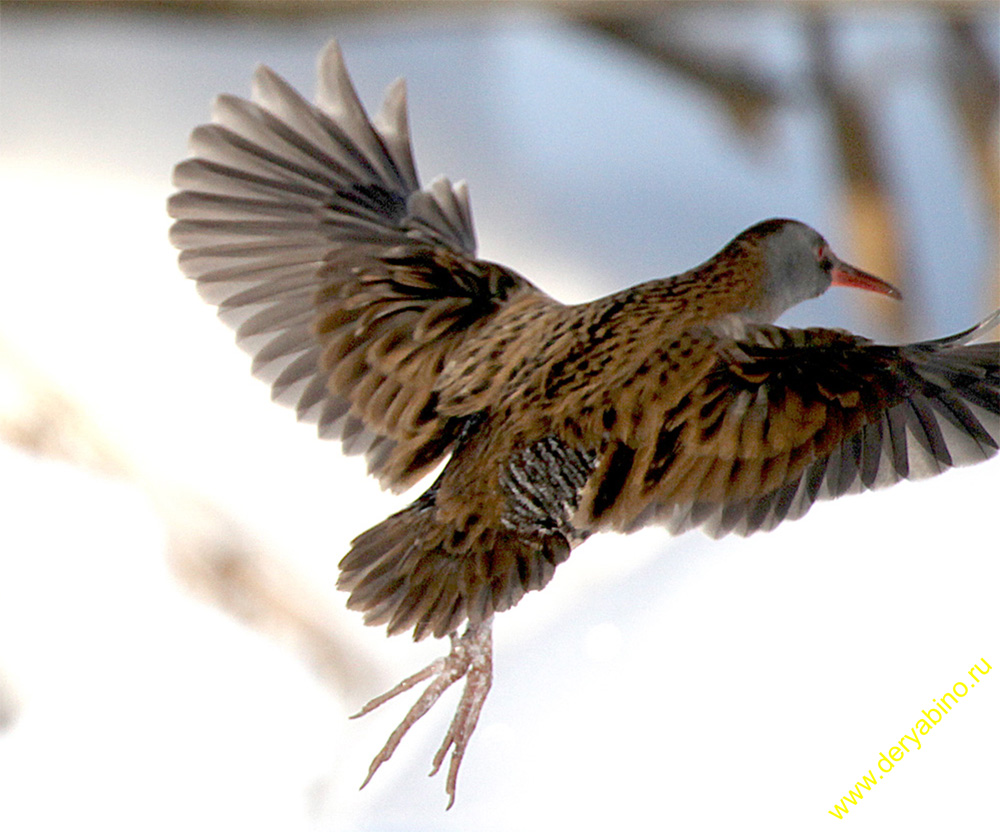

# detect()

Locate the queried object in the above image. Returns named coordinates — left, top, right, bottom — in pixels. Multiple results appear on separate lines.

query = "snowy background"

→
left=1, top=4, right=997, bottom=830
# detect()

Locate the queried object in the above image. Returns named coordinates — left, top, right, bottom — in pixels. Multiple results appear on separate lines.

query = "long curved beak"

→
left=830, top=259, right=903, bottom=300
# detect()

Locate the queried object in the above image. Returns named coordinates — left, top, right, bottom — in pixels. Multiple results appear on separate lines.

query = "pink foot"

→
left=352, top=620, right=493, bottom=809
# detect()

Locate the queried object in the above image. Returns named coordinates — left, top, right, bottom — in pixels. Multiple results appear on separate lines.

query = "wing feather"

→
left=169, top=40, right=537, bottom=489
left=576, top=320, right=999, bottom=537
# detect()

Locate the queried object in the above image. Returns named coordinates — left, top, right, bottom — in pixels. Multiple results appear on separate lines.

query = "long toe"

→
left=356, top=620, right=494, bottom=806
left=350, top=656, right=446, bottom=720
left=433, top=651, right=493, bottom=809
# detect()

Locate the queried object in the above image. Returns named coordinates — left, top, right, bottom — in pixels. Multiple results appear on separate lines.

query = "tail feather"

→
left=338, top=486, right=571, bottom=640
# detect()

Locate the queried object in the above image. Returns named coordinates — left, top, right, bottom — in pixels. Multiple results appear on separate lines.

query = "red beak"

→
left=830, top=260, right=903, bottom=300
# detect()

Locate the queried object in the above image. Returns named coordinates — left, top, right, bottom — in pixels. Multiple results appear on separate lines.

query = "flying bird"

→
left=168, top=41, right=999, bottom=808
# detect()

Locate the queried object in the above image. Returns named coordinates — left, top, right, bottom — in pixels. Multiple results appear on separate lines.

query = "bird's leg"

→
left=351, top=619, right=493, bottom=809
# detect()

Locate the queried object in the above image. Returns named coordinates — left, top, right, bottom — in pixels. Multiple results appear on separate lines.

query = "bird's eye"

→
left=816, top=244, right=833, bottom=271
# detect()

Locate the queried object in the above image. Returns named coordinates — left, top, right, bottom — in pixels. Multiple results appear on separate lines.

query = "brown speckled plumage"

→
left=169, top=42, right=1000, bottom=807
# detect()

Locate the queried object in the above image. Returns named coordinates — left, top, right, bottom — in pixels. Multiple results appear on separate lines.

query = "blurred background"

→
left=1, top=2, right=997, bottom=830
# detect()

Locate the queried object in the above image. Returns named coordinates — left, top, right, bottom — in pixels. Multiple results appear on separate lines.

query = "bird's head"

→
left=737, top=218, right=901, bottom=322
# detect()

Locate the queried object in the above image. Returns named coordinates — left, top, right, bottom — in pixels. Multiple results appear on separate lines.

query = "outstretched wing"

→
left=168, top=41, right=534, bottom=490
left=576, top=314, right=1000, bottom=537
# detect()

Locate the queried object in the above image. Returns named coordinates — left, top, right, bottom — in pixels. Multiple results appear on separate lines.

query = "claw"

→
left=352, top=619, right=493, bottom=809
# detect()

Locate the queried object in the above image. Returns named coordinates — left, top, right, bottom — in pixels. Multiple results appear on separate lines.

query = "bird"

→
left=168, top=41, right=1000, bottom=808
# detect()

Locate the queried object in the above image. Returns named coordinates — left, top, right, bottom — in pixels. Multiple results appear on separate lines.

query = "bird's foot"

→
left=351, top=619, right=493, bottom=809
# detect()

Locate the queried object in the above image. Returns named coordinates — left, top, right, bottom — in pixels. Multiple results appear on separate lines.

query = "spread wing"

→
left=168, top=41, right=534, bottom=490
left=576, top=314, right=1000, bottom=537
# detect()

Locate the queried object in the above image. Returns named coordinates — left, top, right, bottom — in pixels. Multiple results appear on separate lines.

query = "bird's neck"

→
left=603, top=243, right=773, bottom=334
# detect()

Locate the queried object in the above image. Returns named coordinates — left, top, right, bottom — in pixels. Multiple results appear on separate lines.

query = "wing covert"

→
left=576, top=317, right=1000, bottom=538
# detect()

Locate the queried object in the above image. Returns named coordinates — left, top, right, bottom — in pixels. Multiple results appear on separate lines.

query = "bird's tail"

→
left=337, top=482, right=572, bottom=641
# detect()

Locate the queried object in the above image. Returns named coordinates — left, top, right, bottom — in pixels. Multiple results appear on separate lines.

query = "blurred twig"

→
left=943, top=15, right=1000, bottom=309
left=0, top=338, right=380, bottom=701
left=805, top=11, right=905, bottom=337
left=157, top=488, right=381, bottom=700
left=0, top=339, right=132, bottom=478
left=0, top=669, right=19, bottom=734
left=575, top=7, right=783, bottom=138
